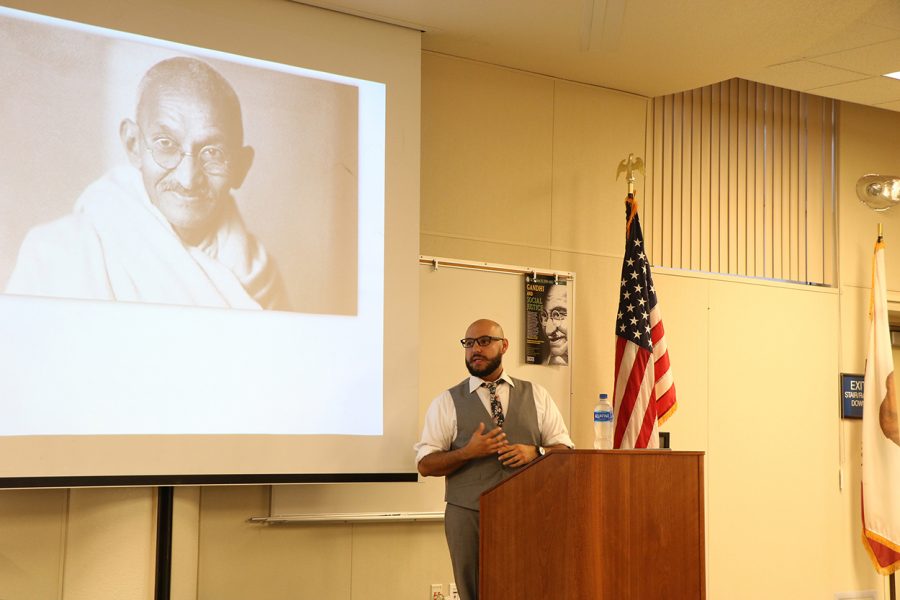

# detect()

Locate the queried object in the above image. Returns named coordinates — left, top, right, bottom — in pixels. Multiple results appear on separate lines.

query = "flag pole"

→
left=877, top=222, right=896, bottom=600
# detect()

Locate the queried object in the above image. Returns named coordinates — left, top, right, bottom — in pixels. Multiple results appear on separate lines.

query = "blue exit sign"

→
left=840, top=373, right=864, bottom=419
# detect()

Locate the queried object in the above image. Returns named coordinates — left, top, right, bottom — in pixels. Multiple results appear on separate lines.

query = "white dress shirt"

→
left=415, top=372, right=574, bottom=464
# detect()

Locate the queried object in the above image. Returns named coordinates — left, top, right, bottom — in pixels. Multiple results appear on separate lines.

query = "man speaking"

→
left=5, top=56, right=288, bottom=310
left=415, top=319, right=573, bottom=600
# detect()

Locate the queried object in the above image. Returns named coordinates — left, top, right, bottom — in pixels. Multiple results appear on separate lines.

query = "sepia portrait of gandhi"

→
left=5, top=57, right=290, bottom=310
left=540, top=283, right=568, bottom=365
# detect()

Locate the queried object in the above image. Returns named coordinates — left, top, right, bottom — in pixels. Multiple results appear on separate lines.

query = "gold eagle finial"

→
left=616, top=153, right=644, bottom=195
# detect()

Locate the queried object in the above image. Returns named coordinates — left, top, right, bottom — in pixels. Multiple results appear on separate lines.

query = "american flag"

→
left=613, top=196, right=676, bottom=449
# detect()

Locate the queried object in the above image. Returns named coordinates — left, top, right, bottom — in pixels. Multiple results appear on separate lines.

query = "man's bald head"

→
left=135, top=57, right=245, bottom=145
left=466, top=319, right=504, bottom=339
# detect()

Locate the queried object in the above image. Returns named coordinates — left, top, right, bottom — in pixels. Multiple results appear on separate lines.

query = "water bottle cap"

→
left=599, top=393, right=608, bottom=399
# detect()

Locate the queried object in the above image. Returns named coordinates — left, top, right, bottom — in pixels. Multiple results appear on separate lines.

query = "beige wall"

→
left=0, top=487, right=156, bottom=599
left=419, top=52, right=886, bottom=599
left=2, top=40, right=900, bottom=600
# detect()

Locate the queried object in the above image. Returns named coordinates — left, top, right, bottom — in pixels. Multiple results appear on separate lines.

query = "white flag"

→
left=861, top=236, right=900, bottom=574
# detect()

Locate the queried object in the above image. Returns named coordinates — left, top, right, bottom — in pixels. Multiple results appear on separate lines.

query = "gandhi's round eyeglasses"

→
left=142, top=132, right=230, bottom=176
left=460, top=336, right=505, bottom=348
left=540, top=308, right=567, bottom=324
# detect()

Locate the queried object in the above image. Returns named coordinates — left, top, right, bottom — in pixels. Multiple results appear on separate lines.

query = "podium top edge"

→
left=479, top=449, right=705, bottom=500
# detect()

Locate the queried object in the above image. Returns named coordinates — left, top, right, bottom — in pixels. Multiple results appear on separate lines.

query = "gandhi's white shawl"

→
left=6, top=166, right=286, bottom=310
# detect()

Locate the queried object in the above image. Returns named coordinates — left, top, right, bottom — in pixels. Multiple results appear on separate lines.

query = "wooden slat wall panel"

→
left=736, top=79, right=748, bottom=276
left=672, top=92, right=683, bottom=268
left=719, top=83, right=729, bottom=274
left=823, top=101, right=837, bottom=286
left=663, top=95, right=675, bottom=268
left=798, top=93, right=808, bottom=283
left=727, top=80, right=739, bottom=275
left=650, top=97, right=665, bottom=267
left=753, top=82, right=765, bottom=278
left=690, top=88, right=702, bottom=271
left=710, top=84, right=721, bottom=275
left=744, top=81, right=754, bottom=277
left=764, top=85, right=775, bottom=279
left=773, top=87, right=784, bottom=280
left=806, top=97, right=825, bottom=285
left=700, top=86, right=712, bottom=272
left=822, top=100, right=840, bottom=285
left=789, top=91, right=800, bottom=281
left=644, top=78, right=836, bottom=286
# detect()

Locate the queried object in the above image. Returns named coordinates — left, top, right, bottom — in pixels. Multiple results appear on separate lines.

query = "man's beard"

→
left=466, top=353, right=503, bottom=378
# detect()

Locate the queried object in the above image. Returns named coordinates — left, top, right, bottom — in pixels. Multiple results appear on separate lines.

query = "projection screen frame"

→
left=0, top=472, right=417, bottom=490
left=0, top=2, right=422, bottom=488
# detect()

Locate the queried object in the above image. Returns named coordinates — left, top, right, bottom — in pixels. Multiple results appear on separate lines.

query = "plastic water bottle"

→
left=593, top=393, right=613, bottom=449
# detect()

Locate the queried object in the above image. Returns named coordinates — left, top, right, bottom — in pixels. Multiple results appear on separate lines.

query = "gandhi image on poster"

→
left=0, top=12, right=358, bottom=315
left=525, top=276, right=569, bottom=366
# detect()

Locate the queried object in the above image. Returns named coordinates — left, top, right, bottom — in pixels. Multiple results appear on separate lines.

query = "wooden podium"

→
left=480, top=450, right=705, bottom=599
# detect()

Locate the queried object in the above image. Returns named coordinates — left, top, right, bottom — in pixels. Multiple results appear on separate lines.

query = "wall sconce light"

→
left=857, top=174, right=900, bottom=212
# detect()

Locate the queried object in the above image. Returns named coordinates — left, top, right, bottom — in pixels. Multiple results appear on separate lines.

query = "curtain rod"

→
left=419, top=255, right=575, bottom=281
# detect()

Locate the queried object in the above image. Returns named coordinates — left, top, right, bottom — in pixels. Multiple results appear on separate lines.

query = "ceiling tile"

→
left=742, top=60, right=868, bottom=91
left=800, top=21, right=900, bottom=57
left=859, top=0, right=900, bottom=31
left=809, top=75, right=900, bottom=105
left=811, top=38, right=900, bottom=75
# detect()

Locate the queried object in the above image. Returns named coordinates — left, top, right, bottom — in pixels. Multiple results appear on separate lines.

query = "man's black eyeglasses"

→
left=460, top=336, right=505, bottom=348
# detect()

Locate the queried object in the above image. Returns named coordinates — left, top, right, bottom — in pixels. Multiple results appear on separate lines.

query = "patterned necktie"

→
left=483, top=380, right=504, bottom=427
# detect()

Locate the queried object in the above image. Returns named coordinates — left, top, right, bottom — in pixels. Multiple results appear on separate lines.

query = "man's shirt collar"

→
left=467, top=371, right=514, bottom=393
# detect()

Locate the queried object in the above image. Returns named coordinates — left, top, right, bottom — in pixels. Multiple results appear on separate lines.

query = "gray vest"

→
left=445, top=376, right=541, bottom=511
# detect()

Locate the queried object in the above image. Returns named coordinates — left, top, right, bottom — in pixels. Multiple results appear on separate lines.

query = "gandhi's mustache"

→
left=160, top=182, right=210, bottom=197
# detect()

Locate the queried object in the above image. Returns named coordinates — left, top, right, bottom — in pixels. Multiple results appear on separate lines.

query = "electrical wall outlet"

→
left=448, top=582, right=460, bottom=600
left=430, top=583, right=443, bottom=600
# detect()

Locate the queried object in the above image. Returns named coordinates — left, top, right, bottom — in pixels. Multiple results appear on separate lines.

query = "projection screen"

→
left=0, top=2, right=421, bottom=486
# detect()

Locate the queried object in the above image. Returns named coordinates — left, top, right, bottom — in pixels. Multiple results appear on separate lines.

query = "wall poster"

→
left=525, top=275, right=568, bottom=366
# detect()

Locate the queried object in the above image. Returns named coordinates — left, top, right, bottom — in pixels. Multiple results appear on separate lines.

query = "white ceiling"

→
left=294, top=0, right=900, bottom=111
